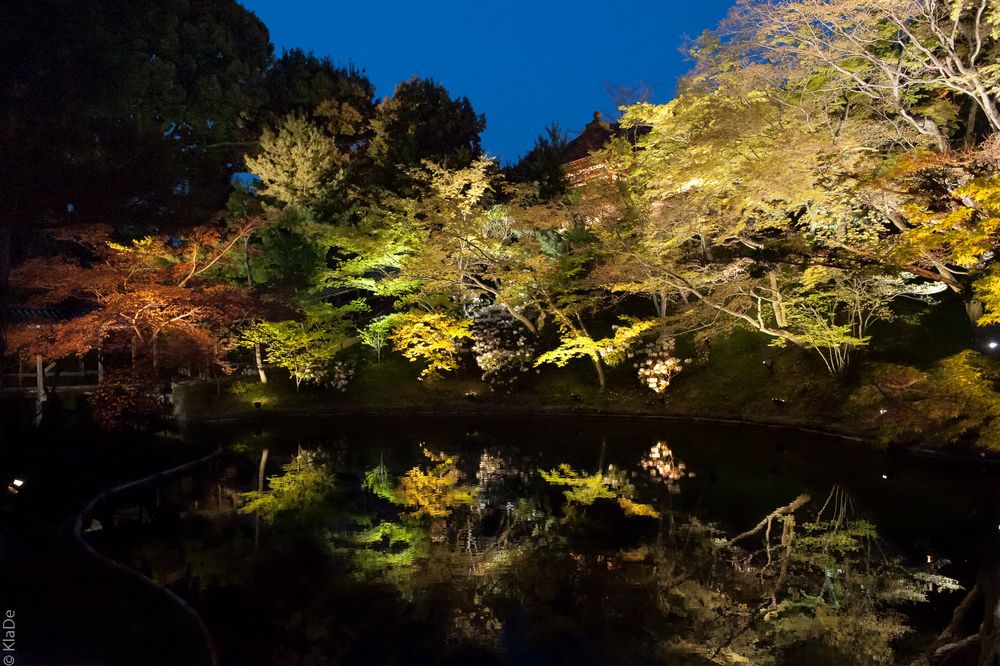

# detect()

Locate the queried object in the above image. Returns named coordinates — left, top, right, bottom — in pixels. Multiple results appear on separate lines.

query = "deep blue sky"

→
left=239, top=0, right=734, bottom=164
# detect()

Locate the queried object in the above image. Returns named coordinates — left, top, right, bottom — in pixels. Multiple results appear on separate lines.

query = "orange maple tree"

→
left=6, top=218, right=262, bottom=376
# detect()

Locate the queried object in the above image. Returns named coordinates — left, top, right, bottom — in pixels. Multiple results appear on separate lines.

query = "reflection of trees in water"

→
left=653, top=486, right=962, bottom=665
left=113, top=443, right=969, bottom=665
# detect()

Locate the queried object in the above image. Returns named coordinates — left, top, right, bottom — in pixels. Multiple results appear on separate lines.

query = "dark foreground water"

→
left=83, top=416, right=999, bottom=665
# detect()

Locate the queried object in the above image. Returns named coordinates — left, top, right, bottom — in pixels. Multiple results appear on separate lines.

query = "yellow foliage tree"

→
left=390, top=312, right=473, bottom=380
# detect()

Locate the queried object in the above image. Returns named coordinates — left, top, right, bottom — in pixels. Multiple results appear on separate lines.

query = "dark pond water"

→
left=85, top=416, right=1000, bottom=665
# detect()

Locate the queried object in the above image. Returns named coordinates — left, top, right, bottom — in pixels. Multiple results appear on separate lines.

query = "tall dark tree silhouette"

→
left=369, top=77, right=486, bottom=189
left=507, top=123, right=569, bottom=201
left=0, top=0, right=273, bottom=297
left=264, top=48, right=376, bottom=152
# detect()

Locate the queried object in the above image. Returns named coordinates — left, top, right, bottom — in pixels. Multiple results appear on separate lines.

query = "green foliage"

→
left=534, top=318, right=658, bottom=386
left=227, top=379, right=271, bottom=404
left=358, top=314, right=404, bottom=363
left=851, top=350, right=1000, bottom=450
left=264, top=48, right=375, bottom=150
left=245, top=114, right=345, bottom=210
left=776, top=268, right=901, bottom=376
left=341, top=520, right=430, bottom=586
left=540, top=463, right=660, bottom=518
left=361, top=460, right=396, bottom=502
left=241, top=299, right=366, bottom=389
left=507, top=123, right=569, bottom=201
left=760, top=510, right=955, bottom=665
left=240, top=450, right=336, bottom=524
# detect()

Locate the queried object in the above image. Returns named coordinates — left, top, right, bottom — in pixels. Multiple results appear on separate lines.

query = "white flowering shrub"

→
left=471, top=305, right=535, bottom=390
left=323, top=360, right=355, bottom=392
left=636, top=337, right=686, bottom=395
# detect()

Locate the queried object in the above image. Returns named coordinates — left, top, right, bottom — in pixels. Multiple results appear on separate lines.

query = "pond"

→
left=84, top=416, right=999, bottom=665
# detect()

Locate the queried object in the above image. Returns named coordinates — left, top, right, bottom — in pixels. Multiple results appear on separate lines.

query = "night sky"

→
left=238, top=0, right=735, bottom=163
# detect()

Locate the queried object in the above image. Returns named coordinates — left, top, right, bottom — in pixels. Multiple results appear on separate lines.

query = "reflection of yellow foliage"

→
left=618, top=498, right=661, bottom=519
left=541, top=464, right=662, bottom=519
left=539, top=464, right=617, bottom=505
left=395, top=448, right=477, bottom=518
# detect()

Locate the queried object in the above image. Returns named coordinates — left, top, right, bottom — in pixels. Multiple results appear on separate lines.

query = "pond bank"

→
left=173, top=364, right=1000, bottom=469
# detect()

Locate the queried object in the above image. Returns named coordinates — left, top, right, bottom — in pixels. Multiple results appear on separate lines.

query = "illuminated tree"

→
left=357, top=313, right=404, bottom=363
left=540, top=463, right=661, bottom=519
left=389, top=312, right=473, bottom=380
left=380, top=159, right=548, bottom=335
left=535, top=318, right=658, bottom=389
left=245, top=114, right=346, bottom=211
left=7, top=220, right=261, bottom=374
left=852, top=350, right=1000, bottom=450
left=241, top=299, right=365, bottom=390
left=636, top=337, right=686, bottom=395
left=866, top=146, right=1000, bottom=325
left=723, top=0, right=1000, bottom=147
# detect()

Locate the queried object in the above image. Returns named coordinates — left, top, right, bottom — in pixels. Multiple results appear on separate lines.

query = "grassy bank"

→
left=175, top=328, right=875, bottom=441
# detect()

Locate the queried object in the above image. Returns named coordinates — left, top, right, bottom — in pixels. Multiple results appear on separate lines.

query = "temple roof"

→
left=562, top=112, right=617, bottom=163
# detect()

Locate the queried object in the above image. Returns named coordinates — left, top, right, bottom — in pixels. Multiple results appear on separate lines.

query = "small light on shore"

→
left=12, top=479, right=23, bottom=487
left=881, top=474, right=888, bottom=480
left=879, top=408, right=888, bottom=415
left=990, top=341, right=998, bottom=350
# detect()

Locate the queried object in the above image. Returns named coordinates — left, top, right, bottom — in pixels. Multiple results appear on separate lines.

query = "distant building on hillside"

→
left=561, top=111, right=645, bottom=187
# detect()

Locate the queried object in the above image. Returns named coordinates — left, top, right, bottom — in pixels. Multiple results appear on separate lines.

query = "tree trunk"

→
left=979, top=561, right=1000, bottom=665
left=966, top=102, right=981, bottom=148
left=770, top=272, right=788, bottom=328
left=503, top=304, right=537, bottom=336
left=967, top=297, right=985, bottom=328
left=590, top=353, right=606, bottom=391
left=700, top=234, right=714, bottom=262
left=254, top=448, right=269, bottom=551
left=976, top=497, right=1000, bottom=665
left=34, top=354, right=44, bottom=427
left=254, top=343, right=267, bottom=383
left=652, top=290, right=668, bottom=318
